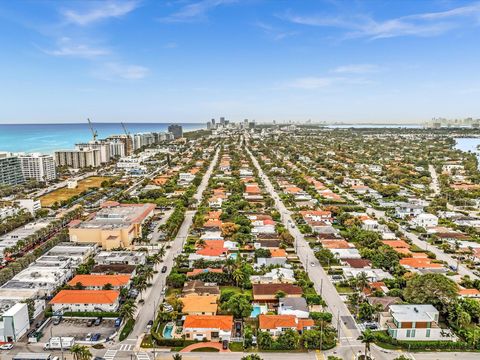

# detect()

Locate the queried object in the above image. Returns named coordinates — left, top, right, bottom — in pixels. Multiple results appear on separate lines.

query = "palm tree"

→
left=356, top=271, right=370, bottom=292
left=358, top=329, right=375, bottom=360
left=120, top=300, right=137, bottom=321
left=143, top=267, right=155, bottom=282
left=70, top=344, right=92, bottom=360
left=223, top=258, right=236, bottom=275
left=232, top=268, right=245, bottom=288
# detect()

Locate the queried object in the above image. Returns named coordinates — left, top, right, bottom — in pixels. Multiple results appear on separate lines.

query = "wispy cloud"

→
left=285, top=77, right=338, bottom=89
left=282, top=2, right=480, bottom=39
left=159, top=0, right=236, bottom=23
left=43, top=37, right=110, bottom=58
left=256, top=22, right=297, bottom=40
left=332, top=64, right=381, bottom=74
left=97, top=62, right=149, bottom=80
left=62, top=0, right=139, bottom=26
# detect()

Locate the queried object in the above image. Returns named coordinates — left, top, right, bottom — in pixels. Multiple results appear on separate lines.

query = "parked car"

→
left=94, top=317, right=103, bottom=326
left=91, top=333, right=101, bottom=341
left=163, top=304, right=173, bottom=312
left=161, top=286, right=167, bottom=295
left=147, top=320, right=153, bottom=329
left=222, top=340, right=228, bottom=350
left=364, top=322, right=378, bottom=330
left=52, top=316, right=62, bottom=325
left=85, top=333, right=92, bottom=341
left=0, top=343, right=13, bottom=350
left=161, top=266, right=168, bottom=273
left=87, top=318, right=95, bottom=327
left=114, top=318, right=122, bottom=328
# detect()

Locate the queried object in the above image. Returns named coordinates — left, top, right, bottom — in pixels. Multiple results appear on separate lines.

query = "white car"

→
left=0, top=343, right=13, bottom=350
left=310, top=262, right=316, bottom=267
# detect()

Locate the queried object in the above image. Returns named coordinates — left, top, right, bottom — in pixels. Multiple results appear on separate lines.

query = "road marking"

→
left=104, top=349, right=117, bottom=360
left=119, top=344, right=133, bottom=351
left=136, top=352, right=150, bottom=360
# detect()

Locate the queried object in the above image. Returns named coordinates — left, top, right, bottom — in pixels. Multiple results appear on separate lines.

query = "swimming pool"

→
left=163, top=322, right=174, bottom=339
left=250, top=304, right=267, bottom=318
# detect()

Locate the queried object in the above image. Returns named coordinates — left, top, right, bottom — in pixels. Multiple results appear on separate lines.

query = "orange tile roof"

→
left=382, top=240, right=410, bottom=249
left=186, top=268, right=224, bottom=277
left=50, top=290, right=119, bottom=304
left=259, top=315, right=296, bottom=329
left=321, top=240, right=353, bottom=249
left=458, top=288, right=480, bottom=296
left=183, top=315, right=233, bottom=330
left=181, top=295, right=218, bottom=313
left=68, top=274, right=130, bottom=287
left=297, top=318, right=315, bottom=330
left=204, top=219, right=223, bottom=228
left=400, top=258, right=443, bottom=269
left=270, top=248, right=287, bottom=257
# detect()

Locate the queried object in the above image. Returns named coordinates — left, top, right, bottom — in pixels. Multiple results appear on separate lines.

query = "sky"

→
left=1, top=0, right=480, bottom=124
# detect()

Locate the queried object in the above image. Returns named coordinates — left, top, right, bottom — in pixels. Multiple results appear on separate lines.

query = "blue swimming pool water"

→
left=250, top=305, right=261, bottom=318
left=163, top=324, right=174, bottom=339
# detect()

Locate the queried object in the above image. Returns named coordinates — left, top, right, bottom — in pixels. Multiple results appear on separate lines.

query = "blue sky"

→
left=1, top=0, right=480, bottom=124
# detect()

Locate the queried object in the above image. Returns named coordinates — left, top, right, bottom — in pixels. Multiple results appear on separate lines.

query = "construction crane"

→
left=87, top=118, right=98, bottom=142
left=121, top=122, right=130, bottom=137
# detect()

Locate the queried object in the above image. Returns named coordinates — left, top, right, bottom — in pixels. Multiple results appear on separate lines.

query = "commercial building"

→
left=17, top=153, right=56, bottom=182
left=69, top=201, right=155, bottom=250
left=55, top=148, right=101, bottom=169
left=50, top=290, right=120, bottom=312
left=94, top=251, right=146, bottom=265
left=0, top=152, right=24, bottom=185
left=168, top=124, right=183, bottom=139
left=0, top=302, right=29, bottom=342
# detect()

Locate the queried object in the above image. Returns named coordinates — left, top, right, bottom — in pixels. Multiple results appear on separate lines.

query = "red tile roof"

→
left=50, top=290, right=119, bottom=304
left=183, top=315, right=233, bottom=330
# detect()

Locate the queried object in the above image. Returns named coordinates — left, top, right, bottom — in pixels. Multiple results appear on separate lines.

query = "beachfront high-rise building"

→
left=55, top=148, right=101, bottom=169
left=75, top=141, right=111, bottom=164
left=106, top=135, right=132, bottom=156
left=0, top=152, right=24, bottom=185
left=168, top=124, right=183, bottom=139
left=17, top=153, right=56, bottom=182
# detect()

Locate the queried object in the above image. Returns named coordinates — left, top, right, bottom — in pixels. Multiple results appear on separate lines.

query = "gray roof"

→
left=279, top=297, right=308, bottom=312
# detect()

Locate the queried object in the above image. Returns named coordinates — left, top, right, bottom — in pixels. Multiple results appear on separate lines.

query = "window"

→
left=406, top=330, right=411, bottom=338
left=411, top=330, right=416, bottom=338
left=426, top=329, right=431, bottom=338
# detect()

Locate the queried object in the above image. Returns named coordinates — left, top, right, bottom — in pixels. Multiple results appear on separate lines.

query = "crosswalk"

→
left=103, top=349, right=117, bottom=360
left=136, top=352, right=150, bottom=360
left=119, top=344, right=133, bottom=351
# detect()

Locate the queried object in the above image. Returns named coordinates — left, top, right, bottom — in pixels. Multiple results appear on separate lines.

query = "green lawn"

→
left=229, top=342, right=244, bottom=352
left=220, top=286, right=252, bottom=297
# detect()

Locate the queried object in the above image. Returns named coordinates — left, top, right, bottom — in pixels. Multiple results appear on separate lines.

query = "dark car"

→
left=364, top=322, right=378, bottom=330
left=94, top=317, right=103, bottom=326
left=147, top=320, right=153, bottom=329
left=91, top=333, right=101, bottom=341
left=222, top=340, right=228, bottom=350
left=161, top=266, right=167, bottom=273
left=114, top=318, right=122, bottom=328
left=87, top=318, right=95, bottom=327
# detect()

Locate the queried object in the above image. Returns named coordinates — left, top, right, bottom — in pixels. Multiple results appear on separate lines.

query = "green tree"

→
left=241, top=355, right=263, bottom=360
left=257, top=331, right=273, bottom=350
left=404, top=273, right=458, bottom=312
left=358, top=329, right=375, bottom=360
left=276, top=328, right=300, bottom=350
left=222, top=293, right=253, bottom=319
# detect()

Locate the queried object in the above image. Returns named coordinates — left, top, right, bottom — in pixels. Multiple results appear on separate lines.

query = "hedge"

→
left=373, top=331, right=471, bottom=351
left=119, top=319, right=135, bottom=341
left=152, top=338, right=197, bottom=347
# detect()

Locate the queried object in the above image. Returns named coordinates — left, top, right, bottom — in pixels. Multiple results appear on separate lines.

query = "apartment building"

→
left=50, top=290, right=120, bottom=312
left=17, top=153, right=56, bottom=182
left=55, top=148, right=101, bottom=168
left=0, top=152, right=24, bottom=185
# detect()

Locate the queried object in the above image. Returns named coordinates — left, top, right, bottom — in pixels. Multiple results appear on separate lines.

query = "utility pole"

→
left=320, top=278, right=323, bottom=297
left=336, top=309, right=341, bottom=341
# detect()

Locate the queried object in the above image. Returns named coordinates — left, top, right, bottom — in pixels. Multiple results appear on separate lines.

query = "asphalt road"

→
left=126, top=148, right=220, bottom=343
left=246, top=145, right=362, bottom=359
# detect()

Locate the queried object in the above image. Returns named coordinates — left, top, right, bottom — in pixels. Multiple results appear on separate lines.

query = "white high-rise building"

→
left=17, top=153, right=56, bottom=182
left=75, top=141, right=111, bottom=164
left=55, top=149, right=101, bottom=169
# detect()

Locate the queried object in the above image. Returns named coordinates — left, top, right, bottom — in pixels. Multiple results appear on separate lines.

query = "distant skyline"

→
left=1, top=0, right=479, bottom=124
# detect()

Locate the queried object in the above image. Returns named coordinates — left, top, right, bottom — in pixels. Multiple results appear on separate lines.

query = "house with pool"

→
left=181, top=315, right=233, bottom=341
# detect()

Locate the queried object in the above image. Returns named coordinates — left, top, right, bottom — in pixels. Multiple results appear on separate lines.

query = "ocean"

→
left=0, top=123, right=205, bottom=154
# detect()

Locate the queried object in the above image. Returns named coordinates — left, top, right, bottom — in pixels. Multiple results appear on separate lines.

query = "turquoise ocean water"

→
left=0, top=123, right=204, bottom=154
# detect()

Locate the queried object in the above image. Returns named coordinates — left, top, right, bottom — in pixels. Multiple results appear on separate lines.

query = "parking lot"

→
left=41, top=317, right=117, bottom=342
